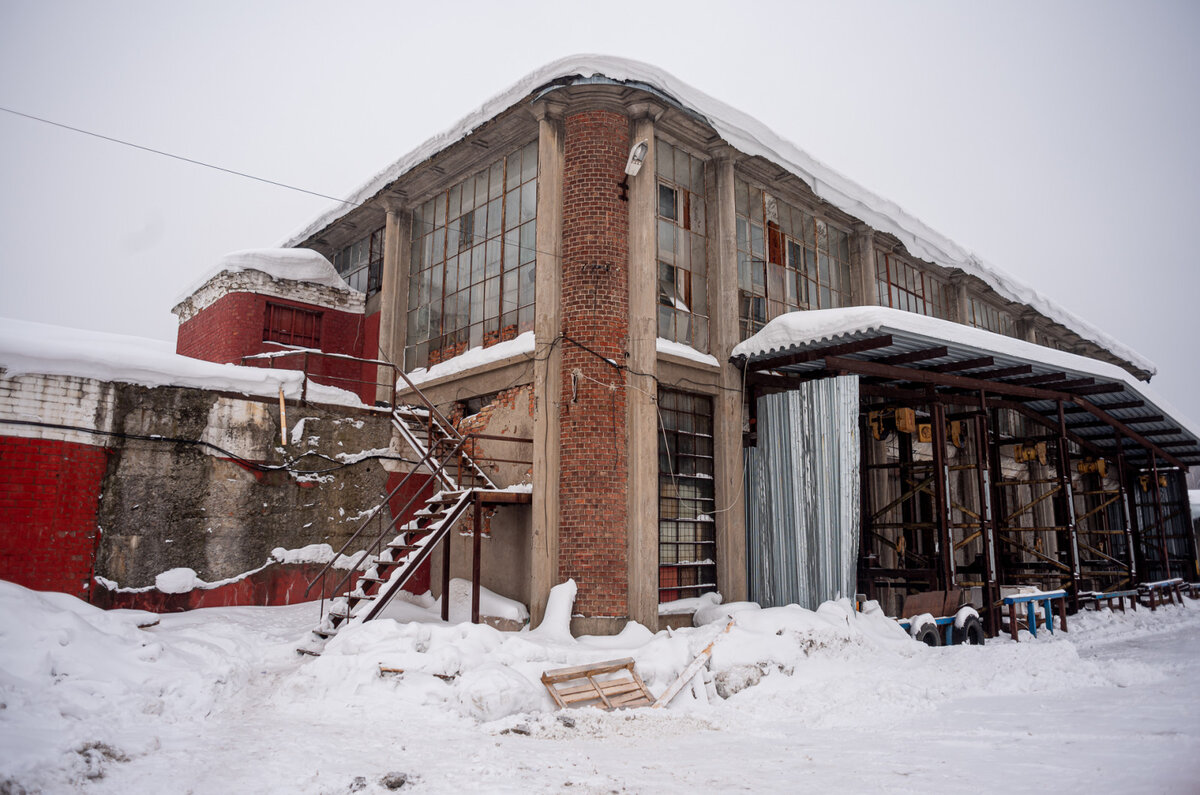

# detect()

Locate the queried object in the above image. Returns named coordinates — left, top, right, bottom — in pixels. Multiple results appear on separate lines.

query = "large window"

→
left=405, top=141, right=538, bottom=370
left=736, top=179, right=852, bottom=339
left=263, top=302, right=321, bottom=348
left=656, top=140, right=709, bottom=352
left=658, top=389, right=716, bottom=603
left=332, top=227, right=384, bottom=295
left=968, top=296, right=1015, bottom=337
left=875, top=251, right=951, bottom=319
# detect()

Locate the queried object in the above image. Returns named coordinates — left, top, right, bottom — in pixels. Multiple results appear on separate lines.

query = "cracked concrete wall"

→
left=94, top=384, right=395, bottom=587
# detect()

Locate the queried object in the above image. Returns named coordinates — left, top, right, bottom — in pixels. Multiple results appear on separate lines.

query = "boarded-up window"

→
left=264, top=303, right=321, bottom=348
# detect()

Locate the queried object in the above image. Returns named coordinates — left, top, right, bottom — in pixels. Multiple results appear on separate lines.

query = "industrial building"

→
left=7, top=57, right=1197, bottom=639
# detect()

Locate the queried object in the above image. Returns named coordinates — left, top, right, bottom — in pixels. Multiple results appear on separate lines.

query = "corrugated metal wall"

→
left=746, top=376, right=860, bottom=609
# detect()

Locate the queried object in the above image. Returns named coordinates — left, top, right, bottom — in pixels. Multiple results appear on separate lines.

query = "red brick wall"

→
left=557, top=108, right=631, bottom=617
left=176, top=292, right=367, bottom=394
left=0, top=436, right=108, bottom=599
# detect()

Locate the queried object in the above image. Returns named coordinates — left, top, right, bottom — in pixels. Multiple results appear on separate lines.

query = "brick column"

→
left=557, top=106, right=631, bottom=632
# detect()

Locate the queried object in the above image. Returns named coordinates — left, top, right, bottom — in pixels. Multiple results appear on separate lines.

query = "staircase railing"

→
left=304, top=432, right=470, bottom=621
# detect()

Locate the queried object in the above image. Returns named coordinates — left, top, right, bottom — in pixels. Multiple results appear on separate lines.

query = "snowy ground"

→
left=2, top=581, right=1198, bottom=794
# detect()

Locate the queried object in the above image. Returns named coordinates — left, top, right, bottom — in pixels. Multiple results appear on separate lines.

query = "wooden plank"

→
left=652, top=619, right=735, bottom=709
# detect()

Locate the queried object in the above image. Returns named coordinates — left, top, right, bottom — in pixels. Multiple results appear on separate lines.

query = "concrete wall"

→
left=0, top=368, right=396, bottom=594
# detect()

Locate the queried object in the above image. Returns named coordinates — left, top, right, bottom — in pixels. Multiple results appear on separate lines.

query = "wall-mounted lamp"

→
left=619, top=139, right=649, bottom=201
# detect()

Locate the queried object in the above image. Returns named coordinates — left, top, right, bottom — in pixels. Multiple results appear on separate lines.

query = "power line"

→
left=0, top=104, right=361, bottom=208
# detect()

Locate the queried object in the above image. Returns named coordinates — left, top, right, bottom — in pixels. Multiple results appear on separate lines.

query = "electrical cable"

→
left=0, top=105, right=361, bottom=208
left=0, top=418, right=415, bottom=475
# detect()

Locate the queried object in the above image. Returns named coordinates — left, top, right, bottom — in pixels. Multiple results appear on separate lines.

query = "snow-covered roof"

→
left=281, top=54, right=1154, bottom=377
left=732, top=306, right=1198, bottom=466
left=0, top=317, right=365, bottom=408
left=175, top=248, right=351, bottom=305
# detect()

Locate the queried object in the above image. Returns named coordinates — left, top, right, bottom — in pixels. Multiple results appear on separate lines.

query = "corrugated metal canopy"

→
left=732, top=309, right=1199, bottom=470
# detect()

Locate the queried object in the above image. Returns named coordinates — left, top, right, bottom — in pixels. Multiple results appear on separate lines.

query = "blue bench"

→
left=1078, top=589, right=1138, bottom=613
left=1002, top=590, right=1067, bottom=641
left=1139, top=578, right=1185, bottom=610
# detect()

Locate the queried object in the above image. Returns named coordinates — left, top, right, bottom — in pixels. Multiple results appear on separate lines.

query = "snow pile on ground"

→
left=3, top=577, right=1198, bottom=793
left=0, top=316, right=367, bottom=408
left=0, top=581, right=253, bottom=789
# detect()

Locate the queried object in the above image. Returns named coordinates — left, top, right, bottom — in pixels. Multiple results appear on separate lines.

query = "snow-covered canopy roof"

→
left=732, top=307, right=1197, bottom=469
left=281, top=54, right=1154, bottom=377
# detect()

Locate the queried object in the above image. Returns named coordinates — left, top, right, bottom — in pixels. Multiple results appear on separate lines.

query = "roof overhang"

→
left=732, top=307, right=1199, bottom=470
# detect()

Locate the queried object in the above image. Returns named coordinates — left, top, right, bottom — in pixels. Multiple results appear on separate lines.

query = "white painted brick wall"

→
left=0, top=373, right=116, bottom=446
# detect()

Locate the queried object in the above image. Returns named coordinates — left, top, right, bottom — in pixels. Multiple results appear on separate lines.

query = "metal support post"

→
left=1113, top=435, right=1138, bottom=583
left=471, top=493, right=483, bottom=625
left=1149, top=455, right=1170, bottom=579
left=1055, top=401, right=1082, bottom=610
left=973, top=392, right=1001, bottom=636
left=441, top=526, right=452, bottom=622
left=931, top=400, right=955, bottom=590
left=858, top=414, right=875, bottom=601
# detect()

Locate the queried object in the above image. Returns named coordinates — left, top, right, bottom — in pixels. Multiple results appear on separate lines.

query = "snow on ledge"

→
left=175, top=248, right=352, bottom=303
left=280, top=54, right=1154, bottom=376
left=400, top=331, right=536, bottom=388
left=0, top=316, right=367, bottom=408
left=732, top=306, right=1200, bottom=442
left=656, top=338, right=719, bottom=368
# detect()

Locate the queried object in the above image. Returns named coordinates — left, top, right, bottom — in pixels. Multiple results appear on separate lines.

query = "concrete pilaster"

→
left=949, top=275, right=970, bottom=325
left=626, top=115, right=659, bottom=629
left=712, top=155, right=748, bottom=603
left=852, top=226, right=878, bottom=306
left=530, top=101, right=564, bottom=628
left=376, top=205, right=410, bottom=401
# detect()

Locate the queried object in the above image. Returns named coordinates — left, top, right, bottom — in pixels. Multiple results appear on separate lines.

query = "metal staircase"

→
left=298, top=396, right=497, bottom=655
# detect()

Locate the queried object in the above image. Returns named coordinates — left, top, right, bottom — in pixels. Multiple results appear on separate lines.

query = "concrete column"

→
left=711, top=153, right=748, bottom=603
left=851, top=225, right=878, bottom=307
left=626, top=113, right=659, bottom=630
left=1016, top=310, right=1038, bottom=344
left=949, top=274, right=970, bottom=326
left=376, top=204, right=410, bottom=401
left=530, top=100, right=565, bottom=628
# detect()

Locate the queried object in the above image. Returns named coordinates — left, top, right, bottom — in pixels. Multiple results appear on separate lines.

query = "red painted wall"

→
left=360, top=310, right=381, bottom=405
left=176, top=292, right=367, bottom=395
left=557, top=108, right=631, bottom=618
left=386, top=471, right=437, bottom=594
left=0, top=436, right=107, bottom=599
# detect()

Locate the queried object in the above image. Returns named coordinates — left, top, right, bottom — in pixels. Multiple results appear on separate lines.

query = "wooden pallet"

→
left=540, top=658, right=654, bottom=710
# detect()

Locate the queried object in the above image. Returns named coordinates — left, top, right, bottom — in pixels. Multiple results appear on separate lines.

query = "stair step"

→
left=386, top=542, right=421, bottom=552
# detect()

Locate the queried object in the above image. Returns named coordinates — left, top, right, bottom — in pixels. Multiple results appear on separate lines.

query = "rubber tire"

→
left=952, top=615, right=985, bottom=646
left=913, top=621, right=941, bottom=647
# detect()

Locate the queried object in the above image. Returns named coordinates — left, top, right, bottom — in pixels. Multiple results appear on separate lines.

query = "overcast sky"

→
left=1, top=1, right=1197, bottom=424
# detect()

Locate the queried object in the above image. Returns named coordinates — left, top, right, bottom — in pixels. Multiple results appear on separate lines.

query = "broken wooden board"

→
left=540, top=657, right=654, bottom=710
left=652, top=619, right=735, bottom=709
